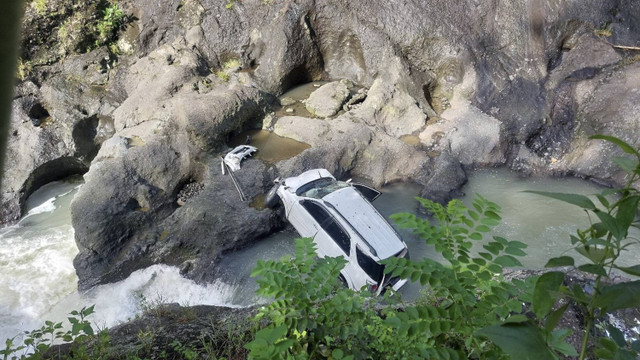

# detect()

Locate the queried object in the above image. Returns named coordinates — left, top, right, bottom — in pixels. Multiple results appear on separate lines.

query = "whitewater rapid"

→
left=0, top=179, right=242, bottom=343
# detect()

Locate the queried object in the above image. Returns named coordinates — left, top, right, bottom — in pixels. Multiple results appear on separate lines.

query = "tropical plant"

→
left=518, top=135, right=640, bottom=360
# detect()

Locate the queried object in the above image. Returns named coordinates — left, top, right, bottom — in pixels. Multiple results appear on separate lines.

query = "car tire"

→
left=264, top=184, right=280, bottom=209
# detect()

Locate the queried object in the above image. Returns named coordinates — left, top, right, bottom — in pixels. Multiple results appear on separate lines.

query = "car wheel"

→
left=264, top=183, right=280, bottom=209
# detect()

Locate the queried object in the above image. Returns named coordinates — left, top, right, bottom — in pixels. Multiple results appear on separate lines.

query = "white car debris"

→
left=222, top=145, right=258, bottom=173
left=221, top=145, right=258, bottom=201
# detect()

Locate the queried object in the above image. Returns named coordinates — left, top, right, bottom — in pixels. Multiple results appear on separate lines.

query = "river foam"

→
left=0, top=180, right=241, bottom=344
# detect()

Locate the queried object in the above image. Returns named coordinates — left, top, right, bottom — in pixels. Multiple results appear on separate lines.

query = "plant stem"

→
left=579, top=315, right=592, bottom=360
left=579, top=274, right=602, bottom=360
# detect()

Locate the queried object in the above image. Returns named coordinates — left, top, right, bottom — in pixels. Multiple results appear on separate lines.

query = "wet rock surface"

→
left=3, top=0, right=640, bottom=289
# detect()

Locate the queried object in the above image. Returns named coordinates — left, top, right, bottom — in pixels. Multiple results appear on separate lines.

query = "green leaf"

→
left=549, top=329, right=578, bottom=357
left=544, top=256, right=574, bottom=268
left=595, top=280, right=640, bottom=312
left=600, top=337, right=618, bottom=352
left=494, top=236, right=509, bottom=245
left=479, top=252, right=493, bottom=261
left=477, top=322, right=556, bottom=360
left=525, top=191, right=596, bottom=210
left=596, top=194, right=611, bottom=208
left=614, top=265, right=640, bottom=277
left=503, top=314, right=528, bottom=323
left=494, top=255, right=523, bottom=267
left=616, top=195, right=640, bottom=233
left=545, top=303, right=569, bottom=332
left=576, top=246, right=614, bottom=263
left=613, top=156, right=638, bottom=174
left=589, top=135, right=640, bottom=158
left=484, top=210, right=502, bottom=220
left=594, top=210, right=626, bottom=241
left=505, top=247, right=527, bottom=256
left=533, top=271, right=564, bottom=318
left=614, top=349, right=639, bottom=360
left=608, top=325, right=626, bottom=347
left=577, top=263, right=607, bottom=276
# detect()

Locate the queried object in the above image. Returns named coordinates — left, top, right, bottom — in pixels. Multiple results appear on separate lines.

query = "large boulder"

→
left=70, top=40, right=277, bottom=289
left=0, top=50, right=119, bottom=225
left=304, top=80, right=350, bottom=118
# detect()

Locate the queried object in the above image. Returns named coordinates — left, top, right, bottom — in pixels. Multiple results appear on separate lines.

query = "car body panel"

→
left=223, top=145, right=257, bottom=172
left=323, top=188, right=404, bottom=260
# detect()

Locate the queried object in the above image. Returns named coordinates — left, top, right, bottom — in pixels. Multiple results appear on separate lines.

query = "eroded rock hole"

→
left=19, top=157, right=88, bottom=216
left=281, top=66, right=314, bottom=94
left=28, top=102, right=50, bottom=127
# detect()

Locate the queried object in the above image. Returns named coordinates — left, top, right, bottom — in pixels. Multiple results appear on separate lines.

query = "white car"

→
left=265, top=169, right=409, bottom=295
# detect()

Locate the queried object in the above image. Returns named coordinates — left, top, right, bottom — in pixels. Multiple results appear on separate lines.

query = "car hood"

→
left=323, top=187, right=405, bottom=260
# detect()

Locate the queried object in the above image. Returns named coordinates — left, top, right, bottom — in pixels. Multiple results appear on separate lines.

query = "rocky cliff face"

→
left=3, top=0, right=640, bottom=289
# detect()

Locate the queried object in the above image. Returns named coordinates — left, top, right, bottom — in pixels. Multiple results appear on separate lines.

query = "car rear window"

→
left=356, top=246, right=384, bottom=284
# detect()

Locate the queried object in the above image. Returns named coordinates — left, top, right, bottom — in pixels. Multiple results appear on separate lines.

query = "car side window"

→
left=301, top=201, right=351, bottom=255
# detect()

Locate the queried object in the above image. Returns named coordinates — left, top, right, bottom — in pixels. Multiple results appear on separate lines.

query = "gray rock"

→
left=419, top=94, right=505, bottom=167
left=550, top=62, right=640, bottom=186
left=279, top=97, right=297, bottom=106
left=304, top=81, right=350, bottom=118
left=71, top=41, right=276, bottom=289
left=0, top=53, right=119, bottom=225
left=349, top=60, right=428, bottom=137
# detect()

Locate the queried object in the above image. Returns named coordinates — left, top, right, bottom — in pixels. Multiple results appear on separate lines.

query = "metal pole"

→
left=221, top=158, right=246, bottom=202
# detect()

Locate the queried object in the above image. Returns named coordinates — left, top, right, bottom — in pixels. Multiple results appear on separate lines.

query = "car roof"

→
left=283, top=169, right=334, bottom=192
left=322, top=187, right=405, bottom=260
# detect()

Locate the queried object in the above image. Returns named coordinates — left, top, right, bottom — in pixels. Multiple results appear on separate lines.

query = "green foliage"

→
left=15, top=59, right=32, bottom=81
left=31, top=0, right=47, bottom=15
left=94, top=2, right=127, bottom=49
left=1, top=306, right=96, bottom=360
left=247, top=196, right=537, bottom=359
left=216, top=70, right=230, bottom=82
left=171, top=340, right=200, bottom=360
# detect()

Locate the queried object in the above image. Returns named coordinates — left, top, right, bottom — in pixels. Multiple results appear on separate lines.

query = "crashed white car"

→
left=265, top=169, right=409, bottom=294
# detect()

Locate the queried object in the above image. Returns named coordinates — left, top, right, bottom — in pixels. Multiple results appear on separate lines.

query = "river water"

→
left=1, top=168, right=639, bottom=341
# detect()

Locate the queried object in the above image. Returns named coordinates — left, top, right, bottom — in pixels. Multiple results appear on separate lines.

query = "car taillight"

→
left=369, top=283, right=378, bottom=292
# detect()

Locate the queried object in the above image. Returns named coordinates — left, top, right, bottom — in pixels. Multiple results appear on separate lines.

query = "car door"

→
left=299, top=201, right=349, bottom=258
left=287, top=200, right=320, bottom=239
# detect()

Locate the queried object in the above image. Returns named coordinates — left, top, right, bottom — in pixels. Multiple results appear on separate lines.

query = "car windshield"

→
left=297, top=178, right=350, bottom=199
